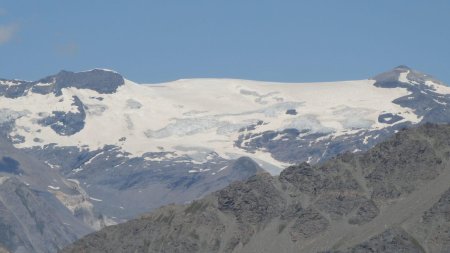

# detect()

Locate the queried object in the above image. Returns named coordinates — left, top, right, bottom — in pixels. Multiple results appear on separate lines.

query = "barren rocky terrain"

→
left=62, top=123, right=450, bottom=253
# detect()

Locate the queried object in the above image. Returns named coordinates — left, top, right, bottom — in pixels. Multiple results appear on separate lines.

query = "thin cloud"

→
left=0, top=23, right=18, bottom=45
left=57, top=41, right=80, bottom=56
left=0, top=8, right=6, bottom=16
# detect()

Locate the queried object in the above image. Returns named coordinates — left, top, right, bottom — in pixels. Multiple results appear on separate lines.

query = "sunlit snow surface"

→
left=2, top=75, right=439, bottom=171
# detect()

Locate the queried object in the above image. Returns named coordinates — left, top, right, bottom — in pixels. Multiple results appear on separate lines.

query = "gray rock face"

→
left=34, top=69, right=124, bottom=96
left=0, top=178, right=73, bottom=253
left=24, top=143, right=265, bottom=220
left=3, top=66, right=450, bottom=252
left=326, top=228, right=426, bottom=253
left=0, top=157, right=21, bottom=174
left=0, top=79, right=33, bottom=99
left=374, top=66, right=450, bottom=123
left=289, top=208, right=329, bottom=241
left=0, top=139, right=91, bottom=253
left=37, top=96, right=86, bottom=136
left=0, top=177, right=90, bottom=253
left=418, top=189, right=450, bottom=253
left=372, top=65, right=413, bottom=88
left=378, top=113, right=403, bottom=124
left=0, top=69, right=124, bottom=99
left=285, top=109, right=297, bottom=115
left=62, top=123, right=450, bottom=253
left=218, top=173, right=284, bottom=224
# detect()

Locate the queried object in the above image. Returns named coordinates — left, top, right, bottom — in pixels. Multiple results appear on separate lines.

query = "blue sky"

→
left=1, top=1, right=449, bottom=84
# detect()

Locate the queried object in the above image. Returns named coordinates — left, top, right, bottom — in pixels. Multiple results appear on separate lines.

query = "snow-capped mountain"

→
left=0, top=65, right=449, bottom=252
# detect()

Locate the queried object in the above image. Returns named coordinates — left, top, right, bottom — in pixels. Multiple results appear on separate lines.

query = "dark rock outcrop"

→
left=0, top=69, right=124, bottom=99
left=35, top=69, right=124, bottom=96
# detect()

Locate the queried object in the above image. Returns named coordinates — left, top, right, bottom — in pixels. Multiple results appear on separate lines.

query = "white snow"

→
left=218, top=166, right=228, bottom=172
left=45, top=161, right=58, bottom=169
left=398, top=70, right=450, bottom=94
left=188, top=168, right=211, bottom=173
left=433, top=99, right=447, bottom=105
left=89, top=197, right=103, bottom=202
left=363, top=135, right=371, bottom=145
left=34, top=82, right=53, bottom=87
left=0, top=176, right=9, bottom=185
left=83, top=68, right=119, bottom=74
left=425, top=80, right=450, bottom=94
left=2, top=77, right=423, bottom=173
left=84, top=151, right=104, bottom=165
left=48, top=185, right=60, bottom=190
left=72, top=168, right=83, bottom=173
left=67, top=178, right=80, bottom=184
left=0, top=80, right=21, bottom=87
left=398, top=71, right=410, bottom=83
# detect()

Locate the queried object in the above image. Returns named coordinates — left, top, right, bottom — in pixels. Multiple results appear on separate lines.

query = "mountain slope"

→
left=1, top=66, right=450, bottom=252
left=0, top=139, right=92, bottom=253
left=0, top=177, right=86, bottom=253
left=62, top=123, right=450, bottom=253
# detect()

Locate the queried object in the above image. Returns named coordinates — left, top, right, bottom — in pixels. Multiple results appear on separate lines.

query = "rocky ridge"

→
left=62, top=123, right=450, bottom=253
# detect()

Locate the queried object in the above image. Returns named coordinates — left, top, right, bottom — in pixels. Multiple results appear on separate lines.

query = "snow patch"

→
left=0, top=176, right=9, bottom=185
left=84, top=151, right=104, bottom=166
left=89, top=197, right=103, bottom=202
left=398, top=71, right=410, bottom=83
left=0, top=80, right=21, bottom=86
left=426, top=80, right=450, bottom=94
left=48, top=185, right=60, bottom=190
left=34, top=82, right=53, bottom=87
left=3, top=77, right=418, bottom=172
left=218, top=166, right=228, bottom=172
left=188, top=168, right=211, bottom=173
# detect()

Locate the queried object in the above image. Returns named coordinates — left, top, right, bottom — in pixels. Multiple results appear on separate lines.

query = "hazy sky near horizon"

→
left=1, top=1, right=449, bottom=84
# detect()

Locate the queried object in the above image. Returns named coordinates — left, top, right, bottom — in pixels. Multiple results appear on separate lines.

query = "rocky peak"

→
left=35, top=68, right=125, bottom=96
left=0, top=69, right=125, bottom=99
left=373, top=65, right=447, bottom=88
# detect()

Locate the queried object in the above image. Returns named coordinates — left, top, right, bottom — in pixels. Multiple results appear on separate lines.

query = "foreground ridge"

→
left=62, top=123, right=450, bottom=253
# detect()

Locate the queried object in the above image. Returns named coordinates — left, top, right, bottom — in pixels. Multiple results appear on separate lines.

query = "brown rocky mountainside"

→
left=62, top=123, right=450, bottom=253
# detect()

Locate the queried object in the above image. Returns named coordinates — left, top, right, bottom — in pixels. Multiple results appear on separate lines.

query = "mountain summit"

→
left=0, top=69, right=124, bottom=99
left=1, top=66, right=450, bottom=252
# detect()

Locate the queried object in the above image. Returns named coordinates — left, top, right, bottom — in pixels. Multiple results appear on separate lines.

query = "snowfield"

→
left=2, top=74, right=426, bottom=170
